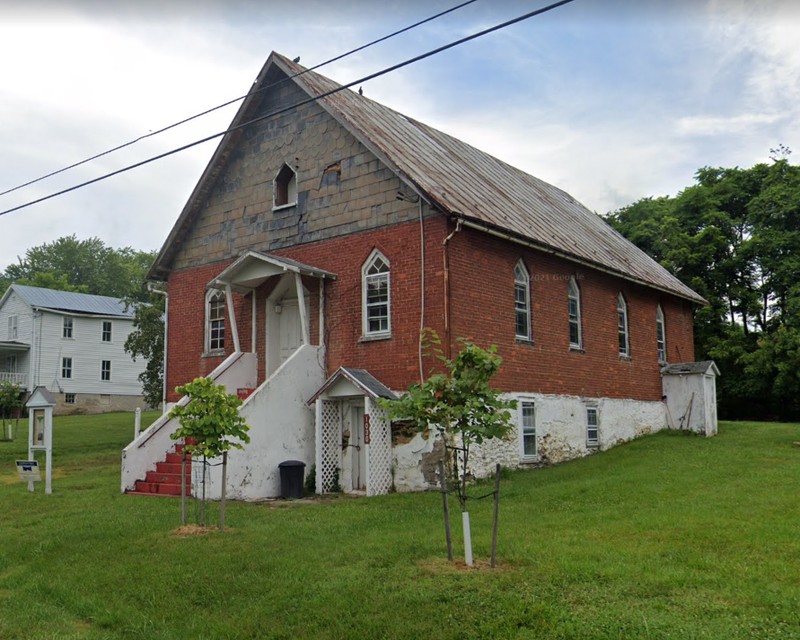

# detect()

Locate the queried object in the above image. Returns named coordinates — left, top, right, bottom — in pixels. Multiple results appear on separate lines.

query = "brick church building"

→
left=122, top=52, right=714, bottom=500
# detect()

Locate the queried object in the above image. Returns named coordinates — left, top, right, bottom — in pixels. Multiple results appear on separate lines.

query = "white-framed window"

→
left=514, top=260, right=531, bottom=340
left=273, top=163, right=297, bottom=209
left=568, top=277, right=582, bottom=349
left=617, top=293, right=630, bottom=357
left=102, top=321, right=112, bottom=343
left=61, top=357, right=72, bottom=379
left=101, top=360, right=111, bottom=381
left=656, top=305, right=666, bottom=363
left=586, top=405, right=599, bottom=447
left=520, top=400, right=537, bottom=459
left=63, top=317, right=74, bottom=339
left=65, top=393, right=76, bottom=404
left=7, top=315, right=17, bottom=340
left=6, top=355, right=17, bottom=372
left=362, top=249, right=391, bottom=338
left=205, top=289, right=226, bottom=353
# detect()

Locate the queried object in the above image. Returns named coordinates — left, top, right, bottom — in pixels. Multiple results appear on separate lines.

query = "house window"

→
left=520, top=401, right=537, bottom=458
left=206, top=290, right=225, bottom=353
left=618, top=293, right=630, bottom=357
left=568, top=277, right=582, bottom=349
left=273, top=163, right=297, bottom=208
left=362, top=250, right=391, bottom=337
left=65, top=393, right=76, bottom=404
left=101, top=360, right=111, bottom=381
left=514, top=260, right=531, bottom=340
left=102, top=321, right=112, bottom=342
left=61, top=357, right=72, bottom=379
left=656, top=305, right=666, bottom=363
left=7, top=315, right=17, bottom=340
left=586, top=406, right=599, bottom=447
left=6, top=355, right=17, bottom=373
left=63, top=317, right=73, bottom=339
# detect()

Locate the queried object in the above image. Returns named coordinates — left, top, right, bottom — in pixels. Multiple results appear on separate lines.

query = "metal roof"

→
left=150, top=52, right=705, bottom=304
left=307, top=367, right=397, bottom=405
left=10, top=284, right=135, bottom=317
left=662, top=361, right=720, bottom=376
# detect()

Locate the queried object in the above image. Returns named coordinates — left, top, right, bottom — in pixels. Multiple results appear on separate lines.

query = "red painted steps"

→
left=127, top=443, right=192, bottom=497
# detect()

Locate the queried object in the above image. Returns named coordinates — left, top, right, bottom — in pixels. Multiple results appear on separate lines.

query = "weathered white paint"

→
left=662, top=364, right=719, bottom=436
left=392, top=393, right=669, bottom=491
left=120, top=351, right=257, bottom=493
left=197, top=344, right=325, bottom=501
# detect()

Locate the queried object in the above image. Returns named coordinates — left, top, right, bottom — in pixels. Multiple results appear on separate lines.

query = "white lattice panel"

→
left=318, top=399, right=341, bottom=493
left=366, top=399, right=392, bottom=496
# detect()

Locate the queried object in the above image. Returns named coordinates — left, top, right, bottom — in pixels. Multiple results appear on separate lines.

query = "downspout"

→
left=442, top=218, right=462, bottom=360
left=418, top=198, right=426, bottom=383
left=148, top=283, right=169, bottom=414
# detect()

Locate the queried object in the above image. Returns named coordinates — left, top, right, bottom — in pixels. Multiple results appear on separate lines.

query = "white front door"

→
left=278, top=299, right=302, bottom=364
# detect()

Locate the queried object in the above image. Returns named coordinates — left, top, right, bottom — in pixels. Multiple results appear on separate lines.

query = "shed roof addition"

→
left=308, top=367, right=397, bottom=405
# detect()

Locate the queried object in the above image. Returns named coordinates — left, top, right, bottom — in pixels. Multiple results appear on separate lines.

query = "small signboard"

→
left=16, top=460, right=41, bottom=483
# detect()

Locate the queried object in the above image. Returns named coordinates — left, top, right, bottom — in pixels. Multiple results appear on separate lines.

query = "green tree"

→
left=169, top=377, right=250, bottom=529
left=608, top=152, right=800, bottom=419
left=124, top=292, right=165, bottom=409
left=381, top=331, right=516, bottom=564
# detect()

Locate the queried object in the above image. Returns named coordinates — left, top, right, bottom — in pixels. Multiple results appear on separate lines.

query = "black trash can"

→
left=278, top=460, right=306, bottom=499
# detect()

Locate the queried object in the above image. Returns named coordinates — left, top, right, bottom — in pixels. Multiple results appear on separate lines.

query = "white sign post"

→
left=25, top=386, right=55, bottom=494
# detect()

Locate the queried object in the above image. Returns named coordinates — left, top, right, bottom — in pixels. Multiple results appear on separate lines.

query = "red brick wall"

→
left=165, top=218, right=695, bottom=403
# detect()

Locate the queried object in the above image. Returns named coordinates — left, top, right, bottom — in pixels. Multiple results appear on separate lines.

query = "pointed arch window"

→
left=656, top=305, right=666, bottom=363
left=514, top=260, right=531, bottom=340
left=273, top=163, right=297, bottom=208
left=362, top=250, right=391, bottom=338
left=206, top=289, right=226, bottom=353
left=617, top=293, right=630, bottom=357
left=568, top=277, right=582, bottom=349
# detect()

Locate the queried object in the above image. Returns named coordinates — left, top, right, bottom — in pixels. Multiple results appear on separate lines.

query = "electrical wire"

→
left=0, top=0, right=576, bottom=219
left=0, top=0, right=479, bottom=199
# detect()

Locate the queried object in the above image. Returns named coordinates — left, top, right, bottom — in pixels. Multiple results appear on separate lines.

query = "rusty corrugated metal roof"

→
left=273, top=54, right=704, bottom=304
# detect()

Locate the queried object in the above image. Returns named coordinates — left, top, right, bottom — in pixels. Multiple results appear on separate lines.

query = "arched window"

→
left=568, top=277, right=582, bottom=349
left=656, top=305, right=666, bottom=363
left=617, top=293, right=630, bottom=357
left=273, top=163, right=297, bottom=208
left=362, top=250, right=391, bottom=338
left=206, top=289, right=225, bottom=353
left=514, top=260, right=531, bottom=340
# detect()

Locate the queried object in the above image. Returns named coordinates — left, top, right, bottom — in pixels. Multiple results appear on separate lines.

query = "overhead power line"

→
left=0, top=0, right=478, bottom=200
left=0, top=0, right=576, bottom=219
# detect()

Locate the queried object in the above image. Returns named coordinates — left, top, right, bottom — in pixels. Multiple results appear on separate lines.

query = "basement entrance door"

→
left=349, top=402, right=366, bottom=491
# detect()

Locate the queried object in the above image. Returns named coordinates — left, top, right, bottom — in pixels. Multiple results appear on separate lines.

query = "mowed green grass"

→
left=1, top=414, right=799, bottom=639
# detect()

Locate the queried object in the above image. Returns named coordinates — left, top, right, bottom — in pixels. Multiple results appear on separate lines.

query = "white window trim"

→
left=62, top=317, right=74, bottom=339
left=514, top=260, right=531, bottom=341
left=205, top=289, right=226, bottom=354
left=273, top=163, right=298, bottom=210
left=361, top=249, right=391, bottom=339
left=102, top=320, right=112, bottom=343
left=101, top=360, right=112, bottom=382
left=61, top=357, right=73, bottom=379
left=8, top=315, right=17, bottom=340
left=568, top=277, right=582, bottom=349
left=586, top=404, right=599, bottom=447
left=519, top=398, right=538, bottom=460
left=656, top=305, right=666, bottom=363
left=618, top=293, right=630, bottom=357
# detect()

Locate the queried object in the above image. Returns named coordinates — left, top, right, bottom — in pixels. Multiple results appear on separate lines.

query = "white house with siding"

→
left=0, top=284, right=148, bottom=414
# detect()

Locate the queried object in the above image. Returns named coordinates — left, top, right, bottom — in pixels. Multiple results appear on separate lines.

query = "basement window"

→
left=273, top=163, right=297, bottom=209
left=520, top=400, right=537, bottom=459
left=586, top=405, right=599, bottom=447
left=65, top=393, right=76, bottom=404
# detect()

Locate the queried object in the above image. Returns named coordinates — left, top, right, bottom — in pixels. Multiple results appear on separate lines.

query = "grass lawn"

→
left=1, top=414, right=799, bottom=639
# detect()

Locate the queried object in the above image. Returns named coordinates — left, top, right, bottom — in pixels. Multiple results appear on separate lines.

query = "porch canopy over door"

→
left=208, top=250, right=336, bottom=353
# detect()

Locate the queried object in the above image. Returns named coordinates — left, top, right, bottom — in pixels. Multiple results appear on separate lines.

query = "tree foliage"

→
left=169, top=377, right=250, bottom=459
left=124, top=292, right=165, bottom=408
left=607, top=153, right=800, bottom=419
left=0, top=234, right=155, bottom=302
left=380, top=331, right=516, bottom=510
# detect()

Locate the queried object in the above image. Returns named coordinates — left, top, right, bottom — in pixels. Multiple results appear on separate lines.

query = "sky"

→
left=0, top=0, right=797, bottom=273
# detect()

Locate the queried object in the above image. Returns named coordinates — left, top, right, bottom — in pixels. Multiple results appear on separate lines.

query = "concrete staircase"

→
left=127, top=443, right=192, bottom=497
